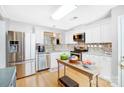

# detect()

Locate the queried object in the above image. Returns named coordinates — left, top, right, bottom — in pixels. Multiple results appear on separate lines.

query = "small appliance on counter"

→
left=37, top=45, right=45, bottom=52
left=36, top=44, right=49, bottom=71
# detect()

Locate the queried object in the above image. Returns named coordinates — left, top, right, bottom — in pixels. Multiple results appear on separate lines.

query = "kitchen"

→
left=0, top=5, right=124, bottom=87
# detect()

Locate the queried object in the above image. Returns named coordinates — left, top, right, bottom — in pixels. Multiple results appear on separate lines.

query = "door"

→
left=118, top=15, right=124, bottom=87
left=0, top=21, right=6, bottom=68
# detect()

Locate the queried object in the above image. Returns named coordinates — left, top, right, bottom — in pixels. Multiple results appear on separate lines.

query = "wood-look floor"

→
left=16, top=68, right=111, bottom=87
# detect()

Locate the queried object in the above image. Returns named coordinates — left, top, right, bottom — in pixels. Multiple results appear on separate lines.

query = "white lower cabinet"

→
left=50, top=52, right=61, bottom=69
left=25, top=62, right=32, bottom=76
left=49, top=51, right=70, bottom=71
left=99, top=56, right=111, bottom=81
left=82, top=54, right=112, bottom=81
left=122, top=68, right=124, bottom=87
left=31, top=61, right=36, bottom=74
left=25, top=60, right=36, bottom=76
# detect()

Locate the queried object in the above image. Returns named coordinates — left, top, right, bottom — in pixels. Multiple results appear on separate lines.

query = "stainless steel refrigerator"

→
left=7, top=31, right=36, bottom=79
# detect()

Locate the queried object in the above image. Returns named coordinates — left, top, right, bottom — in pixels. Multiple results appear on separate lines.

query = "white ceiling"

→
left=0, top=5, right=116, bottom=30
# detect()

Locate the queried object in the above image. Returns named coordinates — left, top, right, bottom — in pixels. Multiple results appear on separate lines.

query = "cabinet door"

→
left=25, top=32, right=31, bottom=59
left=100, top=56, right=111, bottom=81
left=85, top=29, right=93, bottom=43
left=92, top=26, right=101, bottom=43
left=50, top=52, right=70, bottom=69
left=65, top=31, right=76, bottom=44
left=50, top=53, right=61, bottom=68
left=25, top=60, right=35, bottom=76
left=85, top=26, right=101, bottom=43
left=30, top=33, right=36, bottom=59
left=31, top=60, right=36, bottom=74
left=35, top=29, right=44, bottom=44
left=25, top=62, right=32, bottom=76
left=101, top=23, right=112, bottom=42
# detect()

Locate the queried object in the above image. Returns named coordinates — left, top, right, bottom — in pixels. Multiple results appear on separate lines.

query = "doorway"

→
left=118, top=15, right=124, bottom=87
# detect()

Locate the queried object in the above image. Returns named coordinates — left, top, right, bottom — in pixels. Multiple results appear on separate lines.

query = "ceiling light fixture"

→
left=52, top=5, right=77, bottom=20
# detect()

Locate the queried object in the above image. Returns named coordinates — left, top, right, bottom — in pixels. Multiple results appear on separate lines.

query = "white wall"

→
left=0, top=20, right=6, bottom=68
left=111, top=6, right=124, bottom=86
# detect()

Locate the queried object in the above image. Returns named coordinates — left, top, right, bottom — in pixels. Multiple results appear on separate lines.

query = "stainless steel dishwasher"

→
left=36, top=53, right=50, bottom=71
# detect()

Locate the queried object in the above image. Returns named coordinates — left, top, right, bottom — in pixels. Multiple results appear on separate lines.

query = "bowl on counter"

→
left=68, top=55, right=79, bottom=64
left=69, top=59, right=78, bottom=64
left=82, top=60, right=95, bottom=69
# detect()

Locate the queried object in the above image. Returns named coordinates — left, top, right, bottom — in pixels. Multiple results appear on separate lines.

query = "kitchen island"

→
left=57, top=59, right=100, bottom=87
left=0, top=67, right=16, bottom=87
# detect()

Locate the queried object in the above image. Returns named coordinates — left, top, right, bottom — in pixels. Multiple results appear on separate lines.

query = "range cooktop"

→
left=70, top=50, right=88, bottom=53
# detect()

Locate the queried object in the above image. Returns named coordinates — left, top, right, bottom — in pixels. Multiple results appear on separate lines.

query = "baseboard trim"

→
left=110, top=82, right=119, bottom=87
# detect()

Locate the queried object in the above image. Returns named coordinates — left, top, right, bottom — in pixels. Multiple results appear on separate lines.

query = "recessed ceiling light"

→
left=70, top=16, right=78, bottom=21
left=73, top=16, right=78, bottom=19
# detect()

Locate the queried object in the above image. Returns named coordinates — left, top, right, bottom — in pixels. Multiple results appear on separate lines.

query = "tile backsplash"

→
left=44, top=44, right=75, bottom=52
left=44, top=43, right=112, bottom=55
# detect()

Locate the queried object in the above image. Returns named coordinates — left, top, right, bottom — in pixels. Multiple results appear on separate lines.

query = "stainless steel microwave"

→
left=73, top=32, right=85, bottom=42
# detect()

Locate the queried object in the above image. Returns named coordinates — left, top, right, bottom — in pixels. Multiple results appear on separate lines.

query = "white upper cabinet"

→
left=92, top=26, right=101, bottom=43
left=85, top=26, right=101, bottom=43
left=65, top=23, right=111, bottom=43
left=35, top=29, right=44, bottom=44
left=65, top=18, right=112, bottom=44
left=101, top=23, right=112, bottom=42
left=65, top=31, right=76, bottom=44
left=85, top=29, right=93, bottom=43
left=25, top=32, right=36, bottom=59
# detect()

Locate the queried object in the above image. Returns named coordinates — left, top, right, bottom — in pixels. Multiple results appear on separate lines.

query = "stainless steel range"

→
left=7, top=31, right=36, bottom=79
left=70, top=46, right=88, bottom=61
left=70, top=51, right=82, bottom=61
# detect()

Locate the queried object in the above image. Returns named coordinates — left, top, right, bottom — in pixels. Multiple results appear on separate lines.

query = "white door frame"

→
left=118, top=15, right=124, bottom=87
